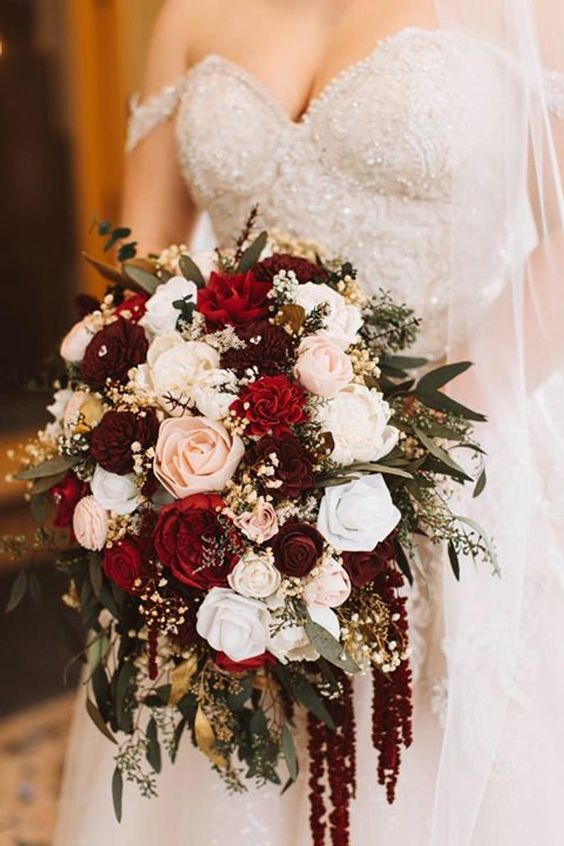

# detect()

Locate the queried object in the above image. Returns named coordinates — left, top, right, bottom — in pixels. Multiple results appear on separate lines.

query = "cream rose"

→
left=140, top=275, right=198, bottom=337
left=154, top=416, right=244, bottom=498
left=228, top=549, right=281, bottom=599
left=304, top=556, right=351, bottom=608
left=191, top=369, right=238, bottom=420
left=72, top=495, right=108, bottom=551
left=292, top=282, right=362, bottom=349
left=268, top=624, right=319, bottom=664
left=317, top=383, right=399, bottom=465
left=317, top=474, right=401, bottom=551
left=294, top=335, right=354, bottom=397
left=196, top=587, right=271, bottom=661
left=90, top=466, right=138, bottom=515
left=60, top=317, right=99, bottom=363
left=143, top=334, right=219, bottom=414
left=233, top=499, right=279, bottom=543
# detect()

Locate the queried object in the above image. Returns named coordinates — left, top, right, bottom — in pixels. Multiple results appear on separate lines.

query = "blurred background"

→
left=0, top=1, right=162, bottom=841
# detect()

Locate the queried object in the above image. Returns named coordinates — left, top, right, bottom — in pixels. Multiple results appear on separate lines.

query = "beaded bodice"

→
left=128, top=27, right=564, bottom=359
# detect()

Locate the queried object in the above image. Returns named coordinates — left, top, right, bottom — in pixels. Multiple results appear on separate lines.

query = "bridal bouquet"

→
left=5, top=216, right=492, bottom=846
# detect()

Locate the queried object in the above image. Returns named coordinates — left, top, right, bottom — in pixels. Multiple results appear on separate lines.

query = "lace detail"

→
left=126, top=75, right=190, bottom=153
left=544, top=69, right=564, bottom=118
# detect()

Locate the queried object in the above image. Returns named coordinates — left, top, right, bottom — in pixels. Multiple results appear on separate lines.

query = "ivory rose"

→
left=196, top=587, right=271, bottom=662
left=59, top=316, right=98, bottom=363
left=292, top=282, right=362, bottom=349
left=233, top=499, right=279, bottom=543
left=154, top=416, right=244, bottom=498
left=90, top=466, right=139, bottom=515
left=294, top=335, right=354, bottom=397
left=228, top=549, right=281, bottom=599
left=140, top=275, right=198, bottom=337
left=143, top=334, right=220, bottom=414
left=303, top=556, right=351, bottom=608
left=72, top=495, right=108, bottom=551
left=317, top=474, right=401, bottom=552
left=317, top=383, right=399, bottom=465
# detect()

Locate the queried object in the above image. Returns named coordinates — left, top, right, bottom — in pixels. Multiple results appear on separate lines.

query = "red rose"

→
left=220, top=320, right=296, bottom=374
left=90, top=409, right=159, bottom=475
left=342, top=536, right=396, bottom=588
left=214, top=651, right=277, bottom=673
left=103, top=538, right=143, bottom=594
left=115, top=291, right=149, bottom=322
left=246, top=434, right=315, bottom=501
left=270, top=521, right=324, bottom=577
left=153, top=493, right=241, bottom=590
left=254, top=253, right=329, bottom=285
left=197, top=270, right=272, bottom=328
left=51, top=470, right=89, bottom=529
left=82, top=317, right=148, bottom=388
left=230, top=375, right=308, bottom=437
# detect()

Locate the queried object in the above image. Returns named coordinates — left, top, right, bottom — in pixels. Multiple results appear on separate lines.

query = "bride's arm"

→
left=121, top=0, right=199, bottom=255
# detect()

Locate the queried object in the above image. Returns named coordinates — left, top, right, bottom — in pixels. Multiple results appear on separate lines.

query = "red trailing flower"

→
left=230, top=375, right=309, bottom=437
left=115, top=291, right=149, bottom=322
left=197, top=270, right=272, bottom=328
left=220, top=319, right=296, bottom=374
left=254, top=253, right=329, bottom=285
left=153, top=493, right=242, bottom=590
left=270, top=520, right=324, bottom=577
left=90, top=409, right=159, bottom=475
left=82, top=317, right=148, bottom=388
left=103, top=537, right=143, bottom=594
left=51, top=470, right=89, bottom=529
left=246, top=433, right=315, bottom=501
left=214, top=651, right=277, bottom=673
left=342, top=535, right=396, bottom=588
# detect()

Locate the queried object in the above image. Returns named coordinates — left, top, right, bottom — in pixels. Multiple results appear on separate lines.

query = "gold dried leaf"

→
left=273, top=304, right=306, bottom=335
left=169, top=654, right=198, bottom=706
left=194, top=706, right=227, bottom=770
left=80, top=395, right=105, bottom=428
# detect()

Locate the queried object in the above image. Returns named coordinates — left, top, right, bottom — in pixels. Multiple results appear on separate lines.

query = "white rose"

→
left=196, top=587, right=271, bottom=661
left=59, top=317, right=98, bottom=363
left=318, top=383, right=399, bottom=465
left=145, top=334, right=219, bottom=414
left=293, top=282, right=362, bottom=349
left=90, top=466, right=138, bottom=515
left=228, top=549, right=281, bottom=599
left=268, top=624, right=319, bottom=664
left=139, top=275, right=198, bottom=337
left=317, top=474, right=401, bottom=551
left=191, top=369, right=238, bottom=420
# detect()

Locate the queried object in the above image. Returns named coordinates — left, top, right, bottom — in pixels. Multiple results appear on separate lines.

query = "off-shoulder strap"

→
left=544, top=69, right=564, bottom=119
left=125, top=73, right=190, bottom=154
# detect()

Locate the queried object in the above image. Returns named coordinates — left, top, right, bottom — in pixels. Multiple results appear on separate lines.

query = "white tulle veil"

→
left=427, top=1, right=564, bottom=843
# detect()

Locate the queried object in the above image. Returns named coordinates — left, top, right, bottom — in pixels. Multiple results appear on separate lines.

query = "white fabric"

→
left=56, top=20, right=564, bottom=846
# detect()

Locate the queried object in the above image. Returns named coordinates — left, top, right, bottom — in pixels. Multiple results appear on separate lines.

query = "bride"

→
left=55, top=0, right=564, bottom=843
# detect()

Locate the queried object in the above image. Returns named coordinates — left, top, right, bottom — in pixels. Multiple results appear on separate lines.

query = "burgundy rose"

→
left=197, top=270, right=272, bottom=328
left=90, top=409, right=159, bottom=475
left=254, top=253, right=329, bottom=285
left=51, top=470, right=89, bottom=529
left=82, top=317, right=148, bottom=388
left=246, top=434, right=315, bottom=501
left=153, top=493, right=241, bottom=590
left=103, top=538, right=143, bottom=594
left=214, top=651, right=277, bottom=673
left=270, top=521, right=324, bottom=578
left=230, top=375, right=308, bottom=437
left=342, top=536, right=396, bottom=588
left=220, top=320, right=296, bottom=374
left=115, top=291, right=149, bottom=322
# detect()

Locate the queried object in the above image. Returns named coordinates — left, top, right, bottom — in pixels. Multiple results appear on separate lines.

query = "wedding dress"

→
left=55, top=24, right=564, bottom=846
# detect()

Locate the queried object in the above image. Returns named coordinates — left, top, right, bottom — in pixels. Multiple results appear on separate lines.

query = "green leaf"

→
left=380, top=354, right=428, bottom=376
left=97, top=219, right=112, bottom=236
left=115, top=661, right=137, bottom=729
left=82, top=252, right=126, bottom=285
left=414, top=427, right=473, bottom=482
left=122, top=262, right=160, bottom=295
left=448, top=540, right=461, bottom=581
left=30, top=492, right=50, bottom=525
left=236, top=230, right=268, bottom=273
left=342, top=462, right=413, bottom=479
left=5, top=570, right=28, bottom=612
left=281, top=723, right=298, bottom=782
left=394, top=541, right=413, bottom=585
left=112, top=766, right=123, bottom=823
left=473, top=467, right=487, bottom=498
left=28, top=572, right=42, bottom=604
left=179, top=254, right=206, bottom=288
left=15, top=455, right=79, bottom=481
left=416, top=361, right=473, bottom=394
left=117, top=242, right=138, bottom=262
left=418, top=390, right=487, bottom=423
left=86, top=697, right=117, bottom=744
left=87, top=630, right=110, bottom=673
left=304, top=616, right=359, bottom=674
left=88, top=553, right=103, bottom=598
left=30, top=472, right=66, bottom=495
left=274, top=668, right=335, bottom=730
left=154, top=684, right=171, bottom=705
left=454, top=516, right=500, bottom=576
left=170, top=718, right=187, bottom=763
left=146, top=717, right=162, bottom=773
left=104, top=227, right=132, bottom=252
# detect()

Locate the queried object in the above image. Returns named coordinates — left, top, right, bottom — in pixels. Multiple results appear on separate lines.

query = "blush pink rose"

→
left=233, top=499, right=279, bottom=543
left=154, top=416, right=245, bottom=498
left=304, top=556, right=351, bottom=609
left=294, top=336, right=354, bottom=398
left=72, top=495, right=109, bottom=551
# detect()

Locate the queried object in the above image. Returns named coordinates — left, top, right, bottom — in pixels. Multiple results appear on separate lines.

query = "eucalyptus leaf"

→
left=86, top=698, right=117, bottom=744
left=30, top=472, right=66, bottom=495
left=115, top=661, right=137, bottom=729
left=448, top=541, right=461, bottom=581
left=454, top=516, right=500, bottom=576
left=82, top=252, right=126, bottom=285
left=414, top=427, right=473, bottom=482
left=30, top=492, right=50, bottom=525
left=273, top=668, right=335, bottom=730
left=236, top=230, right=268, bottom=273
left=394, top=541, right=413, bottom=585
left=473, top=467, right=487, bottom=498
left=5, top=570, right=28, bottom=612
left=304, top=616, right=359, bottom=674
left=15, top=454, right=79, bottom=481
left=281, top=723, right=299, bottom=781
left=122, top=261, right=160, bottom=294
left=112, top=767, right=123, bottom=822
left=179, top=254, right=206, bottom=288
left=88, top=553, right=103, bottom=598
left=416, top=361, right=472, bottom=394
left=146, top=717, right=162, bottom=773
left=417, top=390, right=487, bottom=423
left=28, top=572, right=41, bottom=604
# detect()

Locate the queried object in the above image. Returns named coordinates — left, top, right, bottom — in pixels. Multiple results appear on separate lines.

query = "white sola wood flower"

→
left=317, top=474, right=401, bottom=551
left=196, top=588, right=271, bottom=661
left=139, top=275, right=198, bottom=337
left=228, top=549, right=281, bottom=599
left=90, top=466, right=138, bottom=515
left=292, top=281, right=362, bottom=349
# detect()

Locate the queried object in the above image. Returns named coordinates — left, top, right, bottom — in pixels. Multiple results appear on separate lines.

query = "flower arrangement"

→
left=4, top=215, right=494, bottom=846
